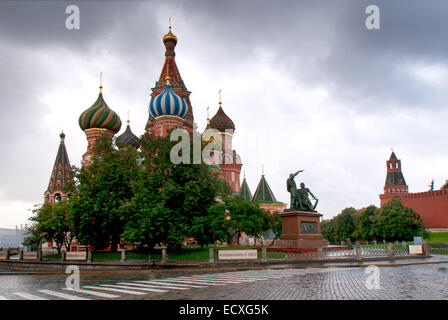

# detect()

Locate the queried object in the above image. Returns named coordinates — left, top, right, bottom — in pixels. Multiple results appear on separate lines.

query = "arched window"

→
left=54, top=193, right=61, bottom=202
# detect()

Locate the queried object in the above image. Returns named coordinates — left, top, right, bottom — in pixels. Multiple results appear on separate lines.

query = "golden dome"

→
left=163, top=26, right=178, bottom=44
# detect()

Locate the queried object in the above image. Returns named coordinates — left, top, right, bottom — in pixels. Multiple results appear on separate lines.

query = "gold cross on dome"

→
left=218, top=89, right=222, bottom=104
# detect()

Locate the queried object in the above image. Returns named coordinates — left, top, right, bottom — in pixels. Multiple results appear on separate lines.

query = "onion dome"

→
left=149, top=77, right=189, bottom=119
left=163, top=25, right=178, bottom=45
left=210, top=101, right=235, bottom=133
left=116, top=120, right=140, bottom=148
left=79, top=84, right=122, bottom=133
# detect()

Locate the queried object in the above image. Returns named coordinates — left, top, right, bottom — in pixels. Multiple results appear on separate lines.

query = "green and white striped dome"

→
left=79, top=90, right=121, bottom=133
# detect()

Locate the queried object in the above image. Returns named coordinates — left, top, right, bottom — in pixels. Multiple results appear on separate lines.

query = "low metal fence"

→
left=323, top=246, right=356, bottom=258
left=360, top=246, right=388, bottom=257
left=427, top=241, right=448, bottom=254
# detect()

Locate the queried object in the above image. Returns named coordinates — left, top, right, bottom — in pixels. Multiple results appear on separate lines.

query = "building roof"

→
left=210, top=103, right=235, bottom=133
left=385, top=151, right=407, bottom=186
left=116, top=121, right=140, bottom=148
left=252, top=174, right=278, bottom=203
left=389, top=151, right=398, bottom=160
left=149, top=77, right=189, bottom=119
left=46, top=132, right=73, bottom=194
left=385, top=171, right=407, bottom=186
left=239, top=177, right=252, bottom=201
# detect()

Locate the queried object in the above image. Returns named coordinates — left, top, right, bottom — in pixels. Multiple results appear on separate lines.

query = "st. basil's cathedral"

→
left=44, top=26, right=287, bottom=233
left=43, top=26, right=448, bottom=247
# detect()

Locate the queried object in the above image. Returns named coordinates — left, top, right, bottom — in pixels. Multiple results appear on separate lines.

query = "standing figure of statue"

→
left=297, top=182, right=319, bottom=211
left=287, top=170, right=304, bottom=210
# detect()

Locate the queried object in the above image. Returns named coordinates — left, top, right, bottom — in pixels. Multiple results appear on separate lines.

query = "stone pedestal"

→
left=273, top=210, right=329, bottom=249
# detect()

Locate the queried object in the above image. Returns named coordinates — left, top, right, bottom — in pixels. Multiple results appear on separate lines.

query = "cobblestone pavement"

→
left=1, top=262, right=448, bottom=300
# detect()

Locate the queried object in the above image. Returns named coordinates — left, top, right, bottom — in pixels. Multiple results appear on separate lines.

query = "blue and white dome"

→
left=149, top=77, right=189, bottom=119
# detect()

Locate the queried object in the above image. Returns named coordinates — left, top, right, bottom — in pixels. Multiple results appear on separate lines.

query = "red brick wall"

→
left=380, top=189, right=448, bottom=228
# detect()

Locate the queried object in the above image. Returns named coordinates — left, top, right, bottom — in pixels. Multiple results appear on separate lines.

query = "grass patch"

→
left=426, top=232, right=448, bottom=241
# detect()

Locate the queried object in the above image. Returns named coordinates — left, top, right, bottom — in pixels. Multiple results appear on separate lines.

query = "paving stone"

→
left=1, top=264, right=448, bottom=300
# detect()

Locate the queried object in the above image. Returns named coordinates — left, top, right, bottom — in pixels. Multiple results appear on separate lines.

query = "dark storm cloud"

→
left=3, top=0, right=447, bottom=112
left=177, top=0, right=448, bottom=112
left=0, top=1, right=136, bottom=50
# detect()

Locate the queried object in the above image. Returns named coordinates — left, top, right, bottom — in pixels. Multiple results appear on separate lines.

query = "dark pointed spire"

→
left=239, top=173, right=252, bottom=201
left=252, top=171, right=277, bottom=203
left=46, top=132, right=73, bottom=195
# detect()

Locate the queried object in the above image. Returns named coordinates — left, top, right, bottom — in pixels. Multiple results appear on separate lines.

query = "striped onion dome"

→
left=148, top=77, right=188, bottom=119
left=79, top=88, right=122, bottom=133
left=116, top=120, right=140, bottom=148
left=210, top=102, right=235, bottom=132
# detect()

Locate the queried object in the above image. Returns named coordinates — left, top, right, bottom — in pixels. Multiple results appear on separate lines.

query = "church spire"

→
left=252, top=171, right=278, bottom=203
left=239, top=174, right=253, bottom=201
left=44, top=132, right=73, bottom=203
left=159, top=22, right=183, bottom=86
left=146, top=22, right=194, bottom=132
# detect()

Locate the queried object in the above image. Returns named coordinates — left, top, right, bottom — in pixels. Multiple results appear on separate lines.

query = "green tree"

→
left=70, top=134, right=139, bottom=251
left=352, top=205, right=377, bottom=241
left=321, top=218, right=337, bottom=242
left=224, top=196, right=266, bottom=248
left=26, top=201, right=73, bottom=254
left=121, top=132, right=231, bottom=249
left=262, top=211, right=282, bottom=246
left=334, top=207, right=356, bottom=241
left=372, top=198, right=424, bottom=241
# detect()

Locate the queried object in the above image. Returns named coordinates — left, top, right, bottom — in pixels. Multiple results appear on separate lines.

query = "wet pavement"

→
left=1, top=256, right=448, bottom=300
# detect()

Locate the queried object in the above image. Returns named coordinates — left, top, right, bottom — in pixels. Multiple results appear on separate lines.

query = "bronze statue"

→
left=286, top=170, right=318, bottom=211
left=297, top=182, right=318, bottom=211
left=287, top=170, right=303, bottom=210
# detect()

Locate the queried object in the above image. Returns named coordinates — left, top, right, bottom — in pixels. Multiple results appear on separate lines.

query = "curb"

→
left=0, top=256, right=446, bottom=275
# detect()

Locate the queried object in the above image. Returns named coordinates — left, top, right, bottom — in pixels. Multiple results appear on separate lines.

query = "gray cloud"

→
left=1, top=0, right=447, bottom=227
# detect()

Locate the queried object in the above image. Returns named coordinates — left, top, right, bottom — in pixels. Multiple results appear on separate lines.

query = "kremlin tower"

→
left=379, top=150, right=409, bottom=204
left=379, top=150, right=448, bottom=230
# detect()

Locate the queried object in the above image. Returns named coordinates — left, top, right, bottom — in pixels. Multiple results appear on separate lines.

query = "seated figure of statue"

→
left=297, top=182, right=318, bottom=211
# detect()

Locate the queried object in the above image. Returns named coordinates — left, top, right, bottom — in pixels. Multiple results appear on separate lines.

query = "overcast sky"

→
left=1, top=0, right=447, bottom=228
